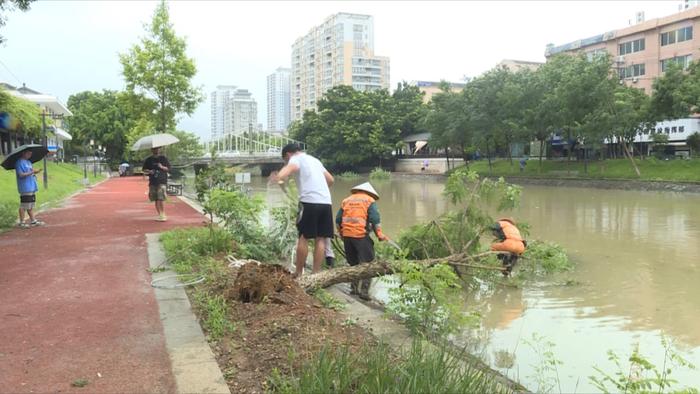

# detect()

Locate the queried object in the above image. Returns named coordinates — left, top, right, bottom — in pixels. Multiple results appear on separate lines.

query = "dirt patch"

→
left=196, top=262, right=374, bottom=394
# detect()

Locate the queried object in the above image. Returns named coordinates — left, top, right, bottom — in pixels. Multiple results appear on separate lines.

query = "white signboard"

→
left=235, top=172, right=251, bottom=184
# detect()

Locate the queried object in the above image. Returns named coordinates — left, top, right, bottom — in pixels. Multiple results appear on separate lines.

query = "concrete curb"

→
left=146, top=233, right=231, bottom=394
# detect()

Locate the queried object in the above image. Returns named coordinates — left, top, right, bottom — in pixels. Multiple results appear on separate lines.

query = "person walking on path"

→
left=336, top=182, right=388, bottom=300
left=15, top=149, right=43, bottom=228
left=142, top=147, right=171, bottom=221
left=274, top=143, right=334, bottom=279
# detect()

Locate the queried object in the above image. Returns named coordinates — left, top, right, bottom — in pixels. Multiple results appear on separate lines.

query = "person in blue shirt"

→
left=15, top=149, right=43, bottom=228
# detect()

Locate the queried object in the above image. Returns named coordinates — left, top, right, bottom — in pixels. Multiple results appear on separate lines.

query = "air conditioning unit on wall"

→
left=616, top=56, right=625, bottom=63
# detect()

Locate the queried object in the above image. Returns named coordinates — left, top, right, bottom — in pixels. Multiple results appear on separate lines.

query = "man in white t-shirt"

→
left=275, top=143, right=334, bottom=278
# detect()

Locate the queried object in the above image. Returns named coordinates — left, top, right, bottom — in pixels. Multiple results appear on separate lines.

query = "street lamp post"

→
left=39, top=111, right=64, bottom=190
left=41, top=110, right=48, bottom=189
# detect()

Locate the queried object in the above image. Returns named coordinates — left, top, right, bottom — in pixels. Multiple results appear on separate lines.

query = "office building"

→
left=545, top=6, right=700, bottom=94
left=267, top=67, right=291, bottom=133
left=291, top=12, right=390, bottom=121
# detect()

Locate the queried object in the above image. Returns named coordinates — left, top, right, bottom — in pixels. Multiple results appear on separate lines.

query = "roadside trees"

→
left=119, top=0, right=203, bottom=134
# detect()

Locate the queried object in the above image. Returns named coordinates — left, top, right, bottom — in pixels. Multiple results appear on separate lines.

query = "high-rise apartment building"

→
left=545, top=6, right=700, bottom=94
left=267, top=67, right=291, bottom=133
left=291, top=12, right=390, bottom=121
left=230, top=89, right=258, bottom=135
left=210, top=86, right=259, bottom=138
left=210, top=85, right=237, bottom=140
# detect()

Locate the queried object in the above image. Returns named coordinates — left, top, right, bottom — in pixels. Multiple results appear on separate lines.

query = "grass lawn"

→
left=465, top=157, right=700, bottom=182
left=0, top=162, right=104, bottom=228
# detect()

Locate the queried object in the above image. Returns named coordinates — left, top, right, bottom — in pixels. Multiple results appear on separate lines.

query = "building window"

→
left=619, top=63, right=645, bottom=78
left=665, top=127, right=670, bottom=134
left=678, top=26, right=693, bottom=42
left=586, top=48, right=607, bottom=60
left=660, top=54, right=692, bottom=71
left=672, top=126, right=678, bottom=133
left=661, top=26, right=693, bottom=46
left=680, top=126, right=685, bottom=133
left=618, top=38, right=645, bottom=55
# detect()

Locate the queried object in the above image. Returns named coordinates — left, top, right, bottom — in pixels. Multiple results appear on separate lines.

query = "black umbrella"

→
left=1, top=144, right=49, bottom=170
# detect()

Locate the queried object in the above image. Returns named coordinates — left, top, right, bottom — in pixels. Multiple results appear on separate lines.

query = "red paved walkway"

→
left=0, top=177, right=203, bottom=392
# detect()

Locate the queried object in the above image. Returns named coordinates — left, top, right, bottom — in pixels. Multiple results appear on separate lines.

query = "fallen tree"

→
left=297, top=251, right=507, bottom=292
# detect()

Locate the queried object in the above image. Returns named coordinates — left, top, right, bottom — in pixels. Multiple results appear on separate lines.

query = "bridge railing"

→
left=204, top=132, right=306, bottom=157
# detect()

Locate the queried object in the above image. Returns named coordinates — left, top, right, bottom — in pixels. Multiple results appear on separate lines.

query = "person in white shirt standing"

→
left=275, top=143, right=334, bottom=278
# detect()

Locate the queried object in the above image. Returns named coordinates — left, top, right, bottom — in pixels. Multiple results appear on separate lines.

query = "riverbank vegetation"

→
left=156, top=166, right=584, bottom=392
left=466, top=157, right=700, bottom=182
left=369, top=167, right=391, bottom=180
left=0, top=162, right=104, bottom=229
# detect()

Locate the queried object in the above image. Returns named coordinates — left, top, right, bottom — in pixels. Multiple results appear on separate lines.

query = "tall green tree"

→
left=423, top=83, right=475, bottom=166
left=649, top=62, right=689, bottom=121
left=0, top=0, right=34, bottom=44
left=65, top=90, right=156, bottom=163
left=119, top=0, right=203, bottom=134
left=603, top=85, right=653, bottom=176
left=687, top=132, right=700, bottom=156
left=391, top=81, right=428, bottom=138
left=289, top=85, right=405, bottom=171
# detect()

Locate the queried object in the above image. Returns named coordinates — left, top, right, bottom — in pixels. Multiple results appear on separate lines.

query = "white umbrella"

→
left=131, top=133, right=180, bottom=151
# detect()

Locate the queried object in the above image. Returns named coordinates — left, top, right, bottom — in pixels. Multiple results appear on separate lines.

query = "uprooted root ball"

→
left=228, top=262, right=310, bottom=305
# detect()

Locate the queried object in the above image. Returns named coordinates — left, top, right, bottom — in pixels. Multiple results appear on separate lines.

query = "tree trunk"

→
left=447, top=146, right=452, bottom=171
left=297, top=252, right=506, bottom=293
left=485, top=140, right=493, bottom=174
left=621, top=141, right=641, bottom=177
left=566, top=129, right=572, bottom=176
left=507, top=137, right=513, bottom=167
left=539, top=139, right=544, bottom=173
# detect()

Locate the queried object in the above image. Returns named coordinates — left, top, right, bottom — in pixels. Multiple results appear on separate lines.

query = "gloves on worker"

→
left=375, top=228, right=389, bottom=242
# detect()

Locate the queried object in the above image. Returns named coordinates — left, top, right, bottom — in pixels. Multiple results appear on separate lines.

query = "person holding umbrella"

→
left=1, top=144, right=48, bottom=228
left=132, top=133, right=179, bottom=222
left=142, top=147, right=171, bottom=222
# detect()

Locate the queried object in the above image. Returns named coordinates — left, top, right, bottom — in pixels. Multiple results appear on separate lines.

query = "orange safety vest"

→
left=340, top=193, right=375, bottom=238
left=491, top=219, right=525, bottom=255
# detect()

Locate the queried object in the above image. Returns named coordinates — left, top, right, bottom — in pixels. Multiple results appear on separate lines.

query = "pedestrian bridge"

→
left=199, top=132, right=305, bottom=164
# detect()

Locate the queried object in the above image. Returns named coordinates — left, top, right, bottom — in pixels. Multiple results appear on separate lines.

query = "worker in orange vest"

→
left=490, top=218, right=527, bottom=276
left=336, top=182, right=388, bottom=300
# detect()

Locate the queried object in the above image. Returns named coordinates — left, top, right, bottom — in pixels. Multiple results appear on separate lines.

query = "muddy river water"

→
left=213, top=174, right=700, bottom=391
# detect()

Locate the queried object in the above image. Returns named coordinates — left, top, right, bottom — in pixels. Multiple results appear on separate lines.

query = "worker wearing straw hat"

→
left=490, top=218, right=527, bottom=276
left=335, top=182, right=388, bottom=300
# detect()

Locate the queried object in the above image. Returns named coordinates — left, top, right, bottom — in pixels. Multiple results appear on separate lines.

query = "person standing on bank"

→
left=15, top=149, right=43, bottom=228
left=336, top=182, right=388, bottom=300
left=275, top=143, right=334, bottom=278
left=142, top=147, right=170, bottom=222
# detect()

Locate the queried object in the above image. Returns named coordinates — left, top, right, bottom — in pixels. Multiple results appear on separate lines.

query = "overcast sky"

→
left=0, top=1, right=681, bottom=140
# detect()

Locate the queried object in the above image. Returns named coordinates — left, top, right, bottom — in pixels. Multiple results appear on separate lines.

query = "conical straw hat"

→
left=351, top=182, right=379, bottom=200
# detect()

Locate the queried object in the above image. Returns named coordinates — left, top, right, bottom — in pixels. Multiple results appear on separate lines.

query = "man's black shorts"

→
left=343, top=236, right=375, bottom=266
left=296, top=202, right=334, bottom=239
